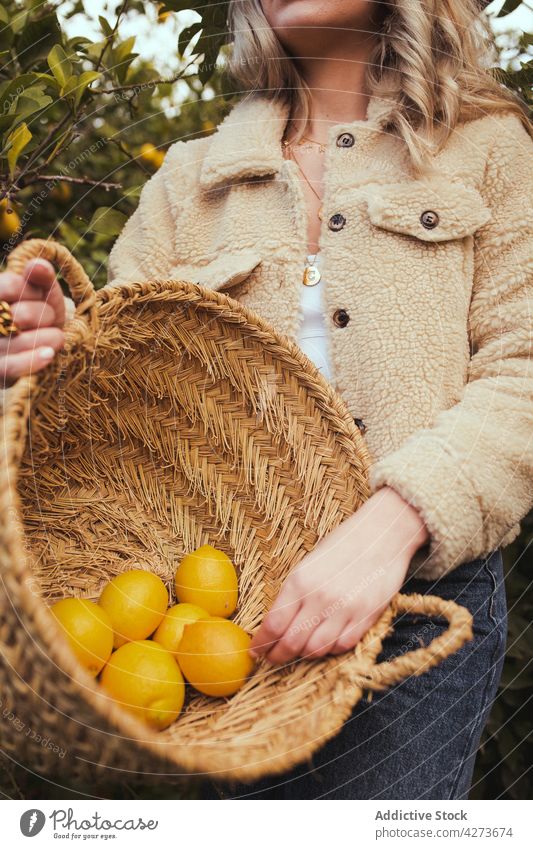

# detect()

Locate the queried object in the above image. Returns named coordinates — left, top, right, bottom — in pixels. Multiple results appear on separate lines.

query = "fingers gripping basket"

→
left=0, top=239, right=473, bottom=786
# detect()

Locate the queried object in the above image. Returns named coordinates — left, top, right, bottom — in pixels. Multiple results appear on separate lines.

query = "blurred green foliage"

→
left=0, top=0, right=531, bottom=800
left=0, top=0, right=237, bottom=285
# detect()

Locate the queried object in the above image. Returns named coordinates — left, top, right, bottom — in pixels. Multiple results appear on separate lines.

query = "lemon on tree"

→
left=0, top=198, right=21, bottom=242
left=153, top=602, right=208, bottom=657
left=100, top=640, right=185, bottom=730
left=99, top=569, right=168, bottom=648
left=49, top=598, right=113, bottom=677
left=139, top=142, right=165, bottom=169
left=51, top=182, right=72, bottom=203
left=177, top=617, right=255, bottom=697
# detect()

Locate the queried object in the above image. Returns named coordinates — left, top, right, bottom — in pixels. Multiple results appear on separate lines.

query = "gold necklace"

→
left=283, top=135, right=326, bottom=153
left=283, top=143, right=324, bottom=221
left=300, top=135, right=326, bottom=152
left=282, top=140, right=323, bottom=286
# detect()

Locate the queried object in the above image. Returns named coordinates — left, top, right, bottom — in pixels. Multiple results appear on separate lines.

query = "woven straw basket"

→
left=0, top=239, right=473, bottom=788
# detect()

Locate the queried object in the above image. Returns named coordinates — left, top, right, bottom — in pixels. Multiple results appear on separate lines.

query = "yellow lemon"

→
left=139, top=142, right=165, bottom=169
left=100, top=640, right=185, bottom=730
left=99, top=569, right=168, bottom=648
left=177, top=617, right=254, bottom=697
left=153, top=603, right=209, bottom=656
left=175, top=544, right=238, bottom=618
left=49, top=598, right=113, bottom=677
left=51, top=182, right=72, bottom=203
left=139, top=142, right=157, bottom=162
left=0, top=198, right=21, bottom=241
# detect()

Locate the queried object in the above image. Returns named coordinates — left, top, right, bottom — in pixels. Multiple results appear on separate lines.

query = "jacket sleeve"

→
left=106, top=141, right=186, bottom=287
left=369, top=113, right=533, bottom=580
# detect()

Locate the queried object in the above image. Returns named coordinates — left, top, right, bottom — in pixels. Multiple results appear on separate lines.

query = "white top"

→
left=296, top=251, right=333, bottom=382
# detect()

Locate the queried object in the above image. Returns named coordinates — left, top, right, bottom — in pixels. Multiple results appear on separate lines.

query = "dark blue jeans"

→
left=206, top=549, right=507, bottom=800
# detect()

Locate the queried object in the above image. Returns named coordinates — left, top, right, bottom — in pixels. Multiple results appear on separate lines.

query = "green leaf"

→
left=9, top=9, right=28, bottom=36
left=178, top=22, right=202, bottom=57
left=48, top=44, right=73, bottom=88
left=114, top=35, right=137, bottom=63
left=44, top=126, right=73, bottom=166
left=496, top=0, right=523, bottom=16
left=9, top=90, right=53, bottom=124
left=122, top=184, right=145, bottom=201
left=77, top=70, right=101, bottom=95
left=17, top=84, right=51, bottom=102
left=67, top=36, right=95, bottom=51
left=111, top=36, right=138, bottom=84
left=198, top=31, right=226, bottom=84
left=0, top=115, right=17, bottom=134
left=32, top=72, right=61, bottom=90
left=16, top=13, right=62, bottom=70
left=98, top=16, right=115, bottom=38
left=0, top=76, right=37, bottom=115
left=88, top=207, right=127, bottom=236
left=0, top=16, right=14, bottom=51
left=6, top=122, right=32, bottom=176
left=61, top=71, right=101, bottom=108
left=83, top=40, right=109, bottom=63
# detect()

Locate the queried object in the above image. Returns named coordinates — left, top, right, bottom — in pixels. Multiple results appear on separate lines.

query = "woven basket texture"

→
left=0, top=240, right=473, bottom=787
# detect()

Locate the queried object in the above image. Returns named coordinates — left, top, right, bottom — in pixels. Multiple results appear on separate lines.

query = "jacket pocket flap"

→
left=365, top=179, right=491, bottom=242
left=170, top=250, right=262, bottom=291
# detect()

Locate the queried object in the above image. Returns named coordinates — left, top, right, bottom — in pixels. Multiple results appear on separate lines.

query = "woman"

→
left=1, top=1, right=531, bottom=799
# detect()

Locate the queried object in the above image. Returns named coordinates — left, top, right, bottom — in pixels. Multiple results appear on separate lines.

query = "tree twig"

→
left=21, top=174, right=122, bottom=191
left=107, top=137, right=150, bottom=175
left=19, top=110, right=73, bottom=179
left=95, top=0, right=130, bottom=72
left=94, top=61, right=195, bottom=96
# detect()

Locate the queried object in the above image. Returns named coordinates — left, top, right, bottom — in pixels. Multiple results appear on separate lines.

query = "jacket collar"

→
left=199, top=93, right=394, bottom=191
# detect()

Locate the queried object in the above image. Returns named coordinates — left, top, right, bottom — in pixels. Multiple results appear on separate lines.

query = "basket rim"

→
left=96, top=275, right=372, bottom=469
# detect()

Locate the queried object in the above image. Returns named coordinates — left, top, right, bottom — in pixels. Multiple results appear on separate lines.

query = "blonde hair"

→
left=227, top=0, right=532, bottom=173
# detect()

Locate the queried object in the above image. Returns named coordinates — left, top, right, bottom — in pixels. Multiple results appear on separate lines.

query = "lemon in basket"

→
left=100, top=640, right=185, bottom=730
left=153, top=602, right=209, bottom=656
left=175, top=545, right=238, bottom=618
left=177, top=617, right=255, bottom=697
left=99, top=570, right=169, bottom=648
left=50, top=598, right=113, bottom=677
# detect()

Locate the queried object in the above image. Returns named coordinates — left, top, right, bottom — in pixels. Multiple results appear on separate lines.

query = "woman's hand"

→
left=0, top=259, right=65, bottom=389
left=250, top=486, right=429, bottom=665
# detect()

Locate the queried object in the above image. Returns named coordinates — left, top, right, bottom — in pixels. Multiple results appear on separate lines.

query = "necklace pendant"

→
left=303, top=264, right=321, bottom=287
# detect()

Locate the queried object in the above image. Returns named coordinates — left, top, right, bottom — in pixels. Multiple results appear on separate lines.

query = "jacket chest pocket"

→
left=170, top=250, right=263, bottom=295
left=364, top=178, right=491, bottom=243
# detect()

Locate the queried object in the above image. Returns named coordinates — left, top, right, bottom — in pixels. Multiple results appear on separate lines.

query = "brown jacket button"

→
left=333, top=308, right=350, bottom=328
left=328, top=213, right=346, bottom=231
left=420, top=210, right=439, bottom=229
left=336, top=132, right=355, bottom=148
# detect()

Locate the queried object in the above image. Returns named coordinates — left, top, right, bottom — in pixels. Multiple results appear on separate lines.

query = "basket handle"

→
left=359, top=592, right=473, bottom=693
left=7, top=238, right=98, bottom=332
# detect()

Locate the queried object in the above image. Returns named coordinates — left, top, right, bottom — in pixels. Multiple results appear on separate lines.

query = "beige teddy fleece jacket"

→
left=100, top=94, right=532, bottom=579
